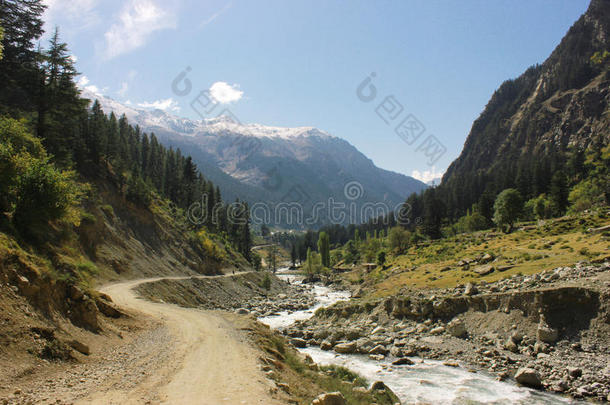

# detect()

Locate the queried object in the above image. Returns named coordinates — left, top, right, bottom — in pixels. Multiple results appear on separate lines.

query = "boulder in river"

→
left=290, top=338, right=307, bottom=348
left=369, top=345, right=388, bottom=355
left=334, top=341, right=357, bottom=354
left=392, top=357, right=414, bottom=366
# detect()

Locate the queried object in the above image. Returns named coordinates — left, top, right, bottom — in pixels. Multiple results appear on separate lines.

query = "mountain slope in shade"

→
left=81, top=89, right=426, bottom=227
left=440, top=0, right=610, bottom=216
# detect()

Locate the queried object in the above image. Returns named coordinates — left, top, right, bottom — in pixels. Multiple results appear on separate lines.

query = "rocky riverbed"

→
left=281, top=262, right=610, bottom=402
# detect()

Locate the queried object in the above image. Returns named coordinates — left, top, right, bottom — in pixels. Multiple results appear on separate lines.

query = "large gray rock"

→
left=447, top=318, right=467, bottom=338
left=515, top=368, right=542, bottom=388
left=311, top=392, right=346, bottom=405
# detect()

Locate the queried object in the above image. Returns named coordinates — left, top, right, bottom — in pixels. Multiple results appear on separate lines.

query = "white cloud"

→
left=104, top=0, right=176, bottom=60
left=137, top=98, right=180, bottom=112
left=77, top=75, right=101, bottom=95
left=43, top=0, right=100, bottom=33
left=411, top=166, right=444, bottom=184
left=209, top=81, right=243, bottom=104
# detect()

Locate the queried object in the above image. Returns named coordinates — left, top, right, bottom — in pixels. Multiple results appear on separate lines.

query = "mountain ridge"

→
left=81, top=89, right=427, bottom=227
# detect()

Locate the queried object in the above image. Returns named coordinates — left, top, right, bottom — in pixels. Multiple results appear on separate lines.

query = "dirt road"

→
left=78, top=274, right=281, bottom=404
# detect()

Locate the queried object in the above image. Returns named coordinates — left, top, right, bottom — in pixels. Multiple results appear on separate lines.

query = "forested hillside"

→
left=0, top=1, right=253, bottom=263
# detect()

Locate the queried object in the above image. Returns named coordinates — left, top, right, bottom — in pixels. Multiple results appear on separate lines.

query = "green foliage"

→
left=376, top=250, right=386, bottom=266
left=100, top=204, right=114, bottom=217
left=195, top=230, right=225, bottom=262
left=362, top=237, right=381, bottom=263
left=290, top=243, right=297, bottom=267
left=454, top=210, right=489, bottom=233
left=126, top=174, right=151, bottom=207
left=260, top=272, right=271, bottom=291
left=493, top=189, right=523, bottom=233
left=304, top=248, right=323, bottom=279
left=568, top=179, right=606, bottom=213
left=13, top=160, right=83, bottom=233
left=524, top=194, right=556, bottom=220
left=0, top=118, right=82, bottom=234
left=388, top=226, right=410, bottom=254
left=343, top=239, right=359, bottom=264
left=317, top=231, right=330, bottom=268
left=251, top=251, right=262, bottom=271
left=590, top=50, right=610, bottom=65
left=319, top=365, right=367, bottom=387
left=80, top=212, right=97, bottom=225
left=267, top=245, right=278, bottom=272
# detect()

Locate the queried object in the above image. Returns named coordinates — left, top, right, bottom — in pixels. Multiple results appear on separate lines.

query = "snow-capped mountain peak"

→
left=80, top=89, right=333, bottom=140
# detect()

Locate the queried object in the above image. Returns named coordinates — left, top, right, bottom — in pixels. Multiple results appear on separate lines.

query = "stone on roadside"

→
left=67, top=339, right=90, bottom=355
left=236, top=308, right=250, bottom=315
left=311, top=392, right=346, bottom=405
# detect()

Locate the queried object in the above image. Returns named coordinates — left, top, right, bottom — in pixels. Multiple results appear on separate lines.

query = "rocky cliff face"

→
left=441, top=0, right=610, bottom=213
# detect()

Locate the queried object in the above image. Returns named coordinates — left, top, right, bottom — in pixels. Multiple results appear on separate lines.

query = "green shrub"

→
left=80, top=212, right=97, bottom=225
left=100, top=204, right=114, bottom=216
left=260, top=273, right=271, bottom=290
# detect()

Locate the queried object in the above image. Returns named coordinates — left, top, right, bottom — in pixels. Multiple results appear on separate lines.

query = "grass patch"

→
left=346, top=212, right=609, bottom=297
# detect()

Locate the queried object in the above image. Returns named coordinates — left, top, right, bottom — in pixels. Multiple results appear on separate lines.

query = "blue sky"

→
left=43, top=0, right=589, bottom=182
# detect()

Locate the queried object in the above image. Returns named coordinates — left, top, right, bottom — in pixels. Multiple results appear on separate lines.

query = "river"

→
left=258, top=270, right=576, bottom=404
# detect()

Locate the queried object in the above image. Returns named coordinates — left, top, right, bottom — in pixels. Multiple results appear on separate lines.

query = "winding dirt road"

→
left=78, top=274, right=282, bottom=405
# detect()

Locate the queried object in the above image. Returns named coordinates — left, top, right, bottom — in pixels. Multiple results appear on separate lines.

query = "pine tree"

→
left=0, top=0, right=46, bottom=112
left=290, top=244, right=297, bottom=267
left=317, top=231, right=330, bottom=268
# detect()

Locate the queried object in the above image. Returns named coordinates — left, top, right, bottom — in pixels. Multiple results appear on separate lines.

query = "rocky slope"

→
left=285, top=261, right=610, bottom=402
left=440, top=0, right=610, bottom=214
